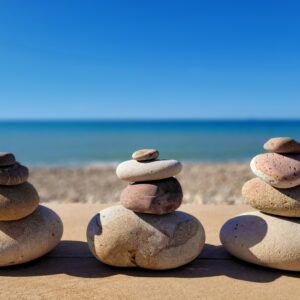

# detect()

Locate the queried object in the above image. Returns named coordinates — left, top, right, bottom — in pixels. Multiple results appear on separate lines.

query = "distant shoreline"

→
left=27, top=159, right=251, bottom=168
left=29, top=162, right=254, bottom=205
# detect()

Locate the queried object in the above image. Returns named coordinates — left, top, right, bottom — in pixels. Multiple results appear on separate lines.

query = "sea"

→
left=0, top=120, right=299, bottom=166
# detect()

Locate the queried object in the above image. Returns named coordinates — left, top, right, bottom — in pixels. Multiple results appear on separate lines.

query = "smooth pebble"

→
left=116, top=159, right=182, bottom=182
left=87, top=205, right=205, bottom=270
left=220, top=210, right=300, bottom=271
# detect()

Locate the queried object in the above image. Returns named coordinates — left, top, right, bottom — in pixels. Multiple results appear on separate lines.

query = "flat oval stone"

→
left=87, top=205, right=205, bottom=270
left=120, top=177, right=183, bottom=214
left=220, top=211, right=300, bottom=271
left=242, top=178, right=300, bottom=217
left=0, top=182, right=40, bottom=221
left=0, top=205, right=63, bottom=266
left=0, top=163, right=29, bottom=185
left=132, top=149, right=159, bottom=161
left=116, top=159, right=182, bottom=182
left=0, top=153, right=16, bottom=167
left=250, top=153, right=300, bottom=188
left=264, top=137, right=300, bottom=154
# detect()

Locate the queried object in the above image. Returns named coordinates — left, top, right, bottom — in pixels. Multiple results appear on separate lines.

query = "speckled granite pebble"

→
left=250, top=153, right=300, bottom=188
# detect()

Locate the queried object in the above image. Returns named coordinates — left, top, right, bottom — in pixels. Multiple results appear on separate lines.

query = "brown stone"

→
left=264, top=137, right=300, bottom=153
left=132, top=149, right=159, bottom=161
left=242, top=178, right=300, bottom=217
left=120, top=177, right=183, bottom=214
left=0, top=182, right=40, bottom=221
left=0, top=163, right=29, bottom=185
left=0, top=152, right=16, bottom=167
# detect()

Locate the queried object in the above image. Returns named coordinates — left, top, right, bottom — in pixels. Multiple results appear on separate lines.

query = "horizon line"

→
left=0, top=118, right=300, bottom=122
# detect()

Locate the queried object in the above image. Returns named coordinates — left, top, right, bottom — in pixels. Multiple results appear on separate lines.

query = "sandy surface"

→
left=0, top=203, right=298, bottom=300
left=29, top=163, right=254, bottom=204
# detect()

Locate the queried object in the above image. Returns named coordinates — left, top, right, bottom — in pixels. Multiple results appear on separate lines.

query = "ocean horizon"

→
left=1, top=119, right=299, bottom=166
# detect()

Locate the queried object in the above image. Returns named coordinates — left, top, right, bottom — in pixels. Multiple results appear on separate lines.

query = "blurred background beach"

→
left=1, top=120, right=300, bottom=204
left=1, top=1, right=299, bottom=204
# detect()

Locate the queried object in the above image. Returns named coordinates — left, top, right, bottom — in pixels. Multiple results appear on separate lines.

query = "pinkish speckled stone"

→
left=264, top=137, right=300, bottom=154
left=250, top=153, right=300, bottom=188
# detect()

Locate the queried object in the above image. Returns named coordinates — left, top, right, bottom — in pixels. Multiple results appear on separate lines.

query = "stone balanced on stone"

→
left=0, top=152, right=63, bottom=267
left=87, top=149, right=206, bottom=270
left=220, top=137, right=300, bottom=271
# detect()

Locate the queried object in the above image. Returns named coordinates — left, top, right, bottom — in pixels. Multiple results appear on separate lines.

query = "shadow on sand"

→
left=0, top=241, right=299, bottom=283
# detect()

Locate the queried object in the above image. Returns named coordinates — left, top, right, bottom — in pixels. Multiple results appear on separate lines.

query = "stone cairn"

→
left=87, top=149, right=205, bottom=270
left=0, top=152, right=63, bottom=267
left=220, top=137, right=300, bottom=271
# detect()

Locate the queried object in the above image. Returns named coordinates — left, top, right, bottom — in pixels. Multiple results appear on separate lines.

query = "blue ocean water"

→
left=0, top=120, right=299, bottom=166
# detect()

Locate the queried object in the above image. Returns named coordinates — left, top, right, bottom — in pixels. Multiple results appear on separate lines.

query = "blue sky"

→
left=0, top=0, right=299, bottom=119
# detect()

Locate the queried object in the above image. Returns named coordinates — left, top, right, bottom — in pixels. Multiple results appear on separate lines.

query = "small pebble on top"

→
left=132, top=149, right=159, bottom=161
left=0, top=152, right=16, bottom=167
left=264, top=137, right=300, bottom=154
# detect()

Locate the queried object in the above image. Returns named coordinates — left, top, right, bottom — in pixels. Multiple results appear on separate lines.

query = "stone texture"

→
left=0, top=163, right=29, bottom=185
left=120, top=177, right=183, bottom=214
left=132, top=149, right=159, bottom=161
left=0, top=182, right=40, bottom=221
left=0, top=153, right=16, bottom=167
left=87, top=205, right=205, bottom=270
left=250, top=153, right=300, bottom=188
left=0, top=205, right=63, bottom=266
left=242, top=178, right=300, bottom=217
left=264, top=137, right=300, bottom=154
left=220, top=211, right=300, bottom=271
left=116, top=159, right=182, bottom=182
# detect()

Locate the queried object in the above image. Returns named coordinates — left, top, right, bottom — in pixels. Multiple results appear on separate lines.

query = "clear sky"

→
left=0, top=0, right=299, bottom=119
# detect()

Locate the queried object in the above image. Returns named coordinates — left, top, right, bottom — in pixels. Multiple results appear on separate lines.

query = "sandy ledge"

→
left=29, top=163, right=254, bottom=204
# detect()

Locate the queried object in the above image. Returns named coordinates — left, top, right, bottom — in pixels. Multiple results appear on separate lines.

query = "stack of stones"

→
left=220, top=137, right=300, bottom=271
left=0, top=152, right=63, bottom=267
left=87, top=149, right=205, bottom=270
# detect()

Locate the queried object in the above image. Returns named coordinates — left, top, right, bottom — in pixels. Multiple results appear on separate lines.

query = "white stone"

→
left=220, top=211, right=300, bottom=271
left=116, top=159, right=182, bottom=182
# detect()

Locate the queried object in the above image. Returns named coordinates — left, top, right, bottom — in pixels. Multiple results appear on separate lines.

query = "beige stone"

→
left=0, top=182, right=40, bottom=221
left=220, top=211, right=300, bottom=271
left=87, top=205, right=205, bottom=270
left=132, top=149, right=159, bottom=161
left=242, top=178, right=300, bottom=217
left=116, top=159, right=182, bottom=182
left=250, top=153, right=300, bottom=188
left=0, top=205, right=63, bottom=266
left=264, top=137, right=300, bottom=153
